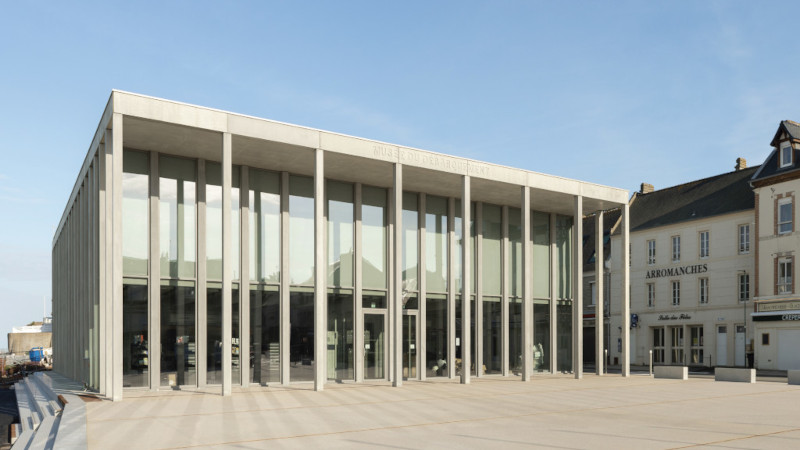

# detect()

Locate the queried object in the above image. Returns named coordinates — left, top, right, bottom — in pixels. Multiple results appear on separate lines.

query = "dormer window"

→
left=781, top=143, right=793, bottom=168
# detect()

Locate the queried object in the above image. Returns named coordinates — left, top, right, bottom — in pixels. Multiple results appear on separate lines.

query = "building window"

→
left=778, top=198, right=793, bottom=235
left=652, top=328, right=664, bottom=364
left=647, top=283, right=655, bottom=307
left=778, top=257, right=793, bottom=294
left=671, top=327, right=684, bottom=364
left=699, top=278, right=709, bottom=304
left=671, top=281, right=680, bottom=306
left=671, top=235, right=680, bottom=262
left=781, top=144, right=793, bottom=168
left=738, top=273, right=750, bottom=302
left=647, top=239, right=656, bottom=265
left=690, top=326, right=704, bottom=365
left=738, top=224, right=750, bottom=254
left=699, top=231, right=709, bottom=258
left=762, top=333, right=770, bottom=345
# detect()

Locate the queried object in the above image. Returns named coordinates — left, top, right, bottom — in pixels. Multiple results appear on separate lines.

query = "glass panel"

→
left=556, top=215, right=573, bottom=299
left=327, top=292, right=354, bottom=381
left=123, top=283, right=148, bottom=387
left=363, top=292, right=386, bottom=309
left=455, top=296, right=477, bottom=376
left=250, top=286, right=280, bottom=385
left=509, top=299, right=522, bottom=374
left=402, top=192, right=419, bottom=292
left=327, top=181, right=354, bottom=287
left=363, top=186, right=387, bottom=289
left=206, top=163, right=241, bottom=280
left=482, top=204, right=502, bottom=295
left=455, top=200, right=462, bottom=292
left=557, top=301, right=572, bottom=372
left=532, top=212, right=551, bottom=299
left=403, top=314, right=417, bottom=379
left=289, top=176, right=314, bottom=285
left=425, top=294, right=448, bottom=377
left=122, top=151, right=149, bottom=277
left=534, top=302, right=550, bottom=372
left=160, top=283, right=196, bottom=387
left=425, top=196, right=448, bottom=293
left=508, top=208, right=522, bottom=297
left=290, top=291, right=315, bottom=381
left=364, top=313, right=385, bottom=379
left=206, top=286, right=241, bottom=385
left=159, top=156, right=197, bottom=279
left=403, top=293, right=418, bottom=310
left=249, top=169, right=281, bottom=283
left=484, top=297, right=502, bottom=374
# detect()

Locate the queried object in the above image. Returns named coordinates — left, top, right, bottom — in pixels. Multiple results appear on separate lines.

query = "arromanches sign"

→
left=645, top=264, right=708, bottom=279
left=758, top=300, right=800, bottom=312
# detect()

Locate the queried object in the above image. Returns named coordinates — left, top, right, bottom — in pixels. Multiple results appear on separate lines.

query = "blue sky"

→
left=0, top=1, right=797, bottom=349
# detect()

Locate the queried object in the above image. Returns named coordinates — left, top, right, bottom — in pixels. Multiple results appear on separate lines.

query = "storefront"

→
left=753, top=300, right=800, bottom=370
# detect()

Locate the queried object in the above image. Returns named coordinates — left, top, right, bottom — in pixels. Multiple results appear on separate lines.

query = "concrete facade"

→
left=52, top=91, right=631, bottom=400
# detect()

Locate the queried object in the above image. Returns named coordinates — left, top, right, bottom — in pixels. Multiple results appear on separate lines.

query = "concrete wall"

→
left=7, top=333, right=53, bottom=355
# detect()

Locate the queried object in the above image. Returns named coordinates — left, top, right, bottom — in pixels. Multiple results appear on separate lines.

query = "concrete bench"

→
left=715, top=367, right=755, bottom=383
left=788, top=370, right=800, bottom=385
left=654, top=366, right=688, bottom=380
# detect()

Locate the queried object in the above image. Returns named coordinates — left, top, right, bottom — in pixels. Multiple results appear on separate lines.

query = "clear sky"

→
left=0, top=1, right=797, bottom=350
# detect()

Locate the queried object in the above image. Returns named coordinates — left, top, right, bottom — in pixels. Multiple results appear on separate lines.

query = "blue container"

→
left=29, top=347, right=43, bottom=362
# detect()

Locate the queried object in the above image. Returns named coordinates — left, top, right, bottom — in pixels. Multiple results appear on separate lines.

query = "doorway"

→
left=363, top=313, right=386, bottom=380
left=716, top=326, right=727, bottom=366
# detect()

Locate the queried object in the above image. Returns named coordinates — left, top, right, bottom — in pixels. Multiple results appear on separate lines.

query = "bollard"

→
left=649, top=350, right=653, bottom=376
left=604, top=349, right=608, bottom=375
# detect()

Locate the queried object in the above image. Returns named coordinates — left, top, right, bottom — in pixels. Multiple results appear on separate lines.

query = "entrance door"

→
left=403, top=314, right=418, bottom=380
left=364, top=313, right=386, bottom=379
left=716, top=326, right=727, bottom=366
left=735, top=325, right=745, bottom=367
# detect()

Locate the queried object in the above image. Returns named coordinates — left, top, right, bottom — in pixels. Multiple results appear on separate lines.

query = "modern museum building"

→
left=52, top=91, right=631, bottom=400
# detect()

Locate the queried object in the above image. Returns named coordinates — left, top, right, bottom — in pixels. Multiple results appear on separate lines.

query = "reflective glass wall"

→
left=425, top=196, right=449, bottom=377
left=327, top=181, right=354, bottom=381
left=289, top=176, right=315, bottom=381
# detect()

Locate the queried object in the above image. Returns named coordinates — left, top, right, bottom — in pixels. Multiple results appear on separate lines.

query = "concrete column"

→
left=197, top=160, right=207, bottom=387
left=314, top=149, right=326, bottom=391
left=549, top=213, right=558, bottom=374
left=280, top=172, right=290, bottom=384
left=418, top=193, right=427, bottom=381
left=501, top=205, right=509, bottom=377
left=97, top=142, right=107, bottom=396
left=393, top=165, right=403, bottom=387
left=148, top=152, right=161, bottom=391
left=222, top=133, right=233, bottom=396
left=522, top=187, right=532, bottom=381
left=387, top=185, right=394, bottom=383
left=475, top=202, right=483, bottom=377
left=354, top=183, right=364, bottom=383
left=110, top=113, right=124, bottom=401
left=239, top=166, right=250, bottom=386
left=595, top=211, right=604, bottom=376
left=461, top=176, right=471, bottom=384
left=573, top=195, right=583, bottom=380
left=448, top=197, right=456, bottom=379
left=621, top=203, right=631, bottom=377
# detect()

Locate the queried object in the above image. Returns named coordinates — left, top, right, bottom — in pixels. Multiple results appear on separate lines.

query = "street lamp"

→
left=738, top=270, right=747, bottom=368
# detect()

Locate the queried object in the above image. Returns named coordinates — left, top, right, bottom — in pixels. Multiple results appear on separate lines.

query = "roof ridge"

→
left=785, top=119, right=800, bottom=127
left=640, top=165, right=760, bottom=195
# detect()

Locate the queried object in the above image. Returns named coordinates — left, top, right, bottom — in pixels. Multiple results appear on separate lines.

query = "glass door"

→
left=364, top=313, right=386, bottom=380
left=403, top=313, right=418, bottom=380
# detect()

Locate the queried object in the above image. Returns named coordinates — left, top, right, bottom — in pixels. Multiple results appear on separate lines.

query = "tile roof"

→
left=752, top=120, right=800, bottom=184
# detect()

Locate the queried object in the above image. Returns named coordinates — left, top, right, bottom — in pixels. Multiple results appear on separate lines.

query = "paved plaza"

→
left=84, top=374, right=800, bottom=449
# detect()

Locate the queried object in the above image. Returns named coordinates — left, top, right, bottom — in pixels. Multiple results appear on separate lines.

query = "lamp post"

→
left=738, top=270, right=747, bottom=368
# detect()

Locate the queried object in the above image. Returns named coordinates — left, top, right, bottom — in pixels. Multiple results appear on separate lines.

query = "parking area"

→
left=85, top=374, right=800, bottom=449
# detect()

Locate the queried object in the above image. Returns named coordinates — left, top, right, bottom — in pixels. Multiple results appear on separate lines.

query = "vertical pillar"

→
left=549, top=213, right=558, bottom=373
left=393, top=164, right=404, bottom=387
left=98, top=143, right=107, bottom=396
left=501, top=206, right=509, bottom=377
left=313, top=149, right=326, bottom=391
left=354, top=183, right=364, bottom=383
left=387, top=184, right=394, bottom=382
left=621, top=203, right=631, bottom=377
left=418, top=193, right=427, bottom=381
left=222, top=133, right=233, bottom=396
left=197, top=160, right=207, bottom=387
left=239, top=166, right=250, bottom=386
left=461, top=176, right=471, bottom=384
left=595, top=211, right=604, bottom=376
left=447, top=197, right=456, bottom=379
left=110, top=113, right=124, bottom=401
left=475, top=202, right=483, bottom=377
left=573, top=195, right=583, bottom=379
left=148, top=151, right=160, bottom=391
left=522, top=187, right=532, bottom=381
left=280, top=172, right=290, bottom=384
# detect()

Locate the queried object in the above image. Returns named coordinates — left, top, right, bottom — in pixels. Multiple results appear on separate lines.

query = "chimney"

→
left=640, top=183, right=654, bottom=194
left=735, top=157, right=747, bottom=171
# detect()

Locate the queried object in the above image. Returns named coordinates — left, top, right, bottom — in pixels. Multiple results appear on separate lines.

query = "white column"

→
left=573, top=195, right=583, bottom=379
left=222, top=133, right=233, bottom=396
left=280, top=173, right=290, bottom=384
left=621, top=203, right=631, bottom=377
left=461, top=176, right=471, bottom=384
left=314, top=149, right=326, bottom=391
left=447, top=197, right=456, bottom=379
left=418, top=193, right=427, bottom=381
left=239, top=166, right=250, bottom=386
left=549, top=213, right=558, bottom=373
left=148, top=152, right=161, bottom=392
left=501, top=205, right=509, bottom=377
left=97, top=143, right=107, bottom=396
left=522, top=187, right=532, bottom=381
left=110, top=113, right=124, bottom=401
left=475, top=202, right=483, bottom=377
left=393, top=164, right=404, bottom=387
left=595, top=211, right=604, bottom=376
left=197, top=160, right=207, bottom=387
left=354, top=183, right=364, bottom=383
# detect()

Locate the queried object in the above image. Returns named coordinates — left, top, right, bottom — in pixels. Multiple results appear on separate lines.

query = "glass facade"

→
left=533, top=301, right=550, bottom=372
left=532, top=212, right=550, bottom=299
left=426, top=294, right=448, bottom=377
left=250, top=286, right=280, bottom=385
left=249, top=169, right=280, bottom=283
left=122, top=151, right=149, bottom=276
left=484, top=296, right=502, bottom=374
left=426, top=196, right=448, bottom=293
left=122, top=281, right=148, bottom=388
left=402, top=192, right=419, bottom=293
left=159, top=156, right=197, bottom=279
left=482, top=204, right=502, bottom=296
left=327, top=181, right=354, bottom=288
left=290, top=291, right=315, bottom=381
left=289, top=176, right=314, bottom=285
left=327, top=291, right=354, bottom=380
left=206, top=285, right=240, bottom=385
left=160, top=282, right=196, bottom=387
left=363, top=187, right=387, bottom=290
left=206, top=162, right=240, bottom=280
